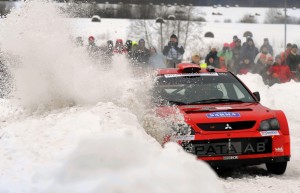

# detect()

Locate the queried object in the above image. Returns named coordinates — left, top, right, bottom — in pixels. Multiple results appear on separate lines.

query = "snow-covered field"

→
left=0, top=1, right=300, bottom=193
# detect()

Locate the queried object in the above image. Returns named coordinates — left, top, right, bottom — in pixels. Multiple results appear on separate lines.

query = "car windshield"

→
left=152, top=72, right=256, bottom=105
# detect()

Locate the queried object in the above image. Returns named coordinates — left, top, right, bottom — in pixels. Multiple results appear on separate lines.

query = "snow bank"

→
left=0, top=102, right=223, bottom=193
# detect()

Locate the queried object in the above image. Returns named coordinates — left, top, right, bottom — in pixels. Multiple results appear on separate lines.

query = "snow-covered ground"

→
left=0, top=1, right=300, bottom=193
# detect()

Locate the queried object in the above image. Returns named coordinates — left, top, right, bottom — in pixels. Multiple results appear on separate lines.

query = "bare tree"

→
left=240, top=14, right=258, bottom=23
left=264, top=8, right=285, bottom=24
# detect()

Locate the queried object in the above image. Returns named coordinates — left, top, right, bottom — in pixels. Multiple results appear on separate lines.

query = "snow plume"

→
left=0, top=0, right=152, bottom=116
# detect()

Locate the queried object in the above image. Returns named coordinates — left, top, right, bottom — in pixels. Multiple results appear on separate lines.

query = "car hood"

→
left=155, top=102, right=275, bottom=125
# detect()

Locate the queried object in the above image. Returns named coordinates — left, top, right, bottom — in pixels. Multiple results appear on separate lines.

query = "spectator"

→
left=280, top=43, right=292, bottom=64
left=205, top=47, right=219, bottom=68
left=86, top=36, right=100, bottom=58
left=75, top=36, right=84, bottom=47
left=218, top=57, right=227, bottom=70
left=240, top=37, right=259, bottom=65
left=113, top=39, right=127, bottom=54
left=163, top=34, right=185, bottom=68
left=254, top=45, right=272, bottom=64
left=232, top=38, right=242, bottom=69
left=286, top=44, right=300, bottom=78
left=252, top=54, right=268, bottom=75
left=132, top=39, right=150, bottom=66
left=267, top=55, right=291, bottom=84
left=237, top=58, right=254, bottom=75
left=217, top=43, right=233, bottom=69
left=260, top=38, right=273, bottom=56
left=191, top=54, right=201, bottom=65
left=148, top=46, right=166, bottom=69
left=125, top=40, right=133, bottom=58
left=229, top=35, right=238, bottom=49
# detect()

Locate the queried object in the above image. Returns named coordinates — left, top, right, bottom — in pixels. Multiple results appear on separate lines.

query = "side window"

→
left=233, top=84, right=245, bottom=99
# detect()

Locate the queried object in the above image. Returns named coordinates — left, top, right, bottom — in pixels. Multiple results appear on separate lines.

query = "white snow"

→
left=0, top=1, right=300, bottom=193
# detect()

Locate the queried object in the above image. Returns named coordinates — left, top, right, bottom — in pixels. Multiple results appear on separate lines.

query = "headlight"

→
left=259, top=118, right=280, bottom=131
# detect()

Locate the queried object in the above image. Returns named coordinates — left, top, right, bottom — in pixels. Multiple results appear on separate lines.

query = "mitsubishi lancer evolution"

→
left=152, top=63, right=290, bottom=175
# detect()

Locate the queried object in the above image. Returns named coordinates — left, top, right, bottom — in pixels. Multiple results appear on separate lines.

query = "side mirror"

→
left=253, top=92, right=260, bottom=102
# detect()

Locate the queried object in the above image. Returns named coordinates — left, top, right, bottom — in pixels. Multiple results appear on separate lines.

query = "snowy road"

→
left=0, top=1, right=300, bottom=192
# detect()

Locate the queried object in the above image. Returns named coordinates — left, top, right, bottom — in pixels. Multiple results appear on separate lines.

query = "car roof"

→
left=156, top=63, right=229, bottom=75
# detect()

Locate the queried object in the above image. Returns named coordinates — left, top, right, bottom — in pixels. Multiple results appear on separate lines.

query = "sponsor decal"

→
left=164, top=73, right=218, bottom=78
left=215, top=106, right=232, bottom=110
left=275, top=147, right=284, bottom=153
left=194, top=141, right=267, bottom=156
left=206, top=112, right=241, bottom=118
left=260, top=130, right=280, bottom=136
left=173, top=135, right=195, bottom=141
left=223, top=156, right=239, bottom=160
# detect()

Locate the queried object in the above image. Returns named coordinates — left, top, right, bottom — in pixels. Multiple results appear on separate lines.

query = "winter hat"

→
left=223, top=43, right=230, bottom=47
left=292, top=44, right=298, bottom=49
left=139, top=39, right=145, bottom=43
left=116, top=39, right=123, bottom=43
left=170, top=34, right=178, bottom=39
left=88, top=36, right=95, bottom=41
left=125, top=40, right=132, bottom=45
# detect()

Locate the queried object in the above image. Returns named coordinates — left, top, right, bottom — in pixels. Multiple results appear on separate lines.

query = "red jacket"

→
left=280, top=49, right=291, bottom=64
left=268, top=64, right=291, bottom=83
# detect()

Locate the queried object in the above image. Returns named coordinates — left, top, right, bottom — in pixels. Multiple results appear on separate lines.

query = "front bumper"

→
left=203, top=156, right=290, bottom=168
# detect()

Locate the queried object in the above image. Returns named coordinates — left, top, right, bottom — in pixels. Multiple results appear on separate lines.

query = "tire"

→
left=266, top=161, right=287, bottom=175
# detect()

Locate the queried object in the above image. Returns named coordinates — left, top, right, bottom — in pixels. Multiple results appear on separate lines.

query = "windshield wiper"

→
left=189, top=99, right=245, bottom=104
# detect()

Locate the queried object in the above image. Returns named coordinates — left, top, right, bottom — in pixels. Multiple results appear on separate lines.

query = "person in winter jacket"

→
left=252, top=54, right=268, bottom=75
left=205, top=47, right=219, bottom=68
left=86, top=36, right=100, bottom=58
left=240, top=37, right=259, bottom=65
left=132, top=38, right=150, bottom=66
left=286, top=44, right=300, bottom=72
left=113, top=39, right=127, bottom=54
left=125, top=40, right=133, bottom=58
left=254, top=45, right=273, bottom=64
left=280, top=43, right=292, bottom=64
left=229, top=35, right=238, bottom=49
left=266, top=55, right=291, bottom=84
left=237, top=58, right=254, bottom=75
left=75, top=36, right=84, bottom=47
left=260, top=38, right=274, bottom=56
left=231, top=39, right=242, bottom=70
left=217, top=43, right=233, bottom=71
left=163, top=34, right=185, bottom=68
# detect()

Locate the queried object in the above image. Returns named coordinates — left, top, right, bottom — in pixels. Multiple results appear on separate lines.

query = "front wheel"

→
left=266, top=162, right=287, bottom=175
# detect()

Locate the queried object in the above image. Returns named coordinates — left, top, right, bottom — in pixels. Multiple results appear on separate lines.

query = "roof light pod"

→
left=177, top=63, right=201, bottom=73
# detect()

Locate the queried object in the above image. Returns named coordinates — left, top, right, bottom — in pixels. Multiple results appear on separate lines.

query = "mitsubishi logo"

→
left=225, top=124, right=232, bottom=130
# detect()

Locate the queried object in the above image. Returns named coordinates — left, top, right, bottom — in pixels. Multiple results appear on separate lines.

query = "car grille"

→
left=181, top=137, right=272, bottom=157
left=197, top=121, right=256, bottom=131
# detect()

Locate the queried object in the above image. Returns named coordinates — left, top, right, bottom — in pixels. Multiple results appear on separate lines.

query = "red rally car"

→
left=153, top=63, right=290, bottom=175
